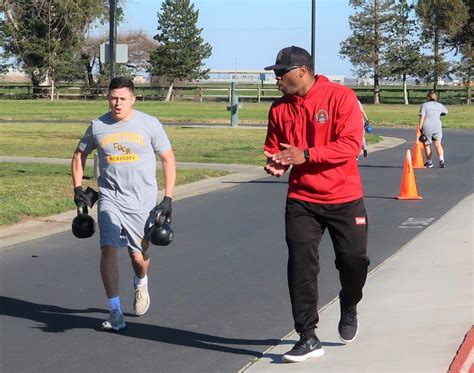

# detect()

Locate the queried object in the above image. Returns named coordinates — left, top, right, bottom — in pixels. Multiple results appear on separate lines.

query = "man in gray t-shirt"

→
left=418, top=90, right=448, bottom=168
left=71, top=77, right=176, bottom=331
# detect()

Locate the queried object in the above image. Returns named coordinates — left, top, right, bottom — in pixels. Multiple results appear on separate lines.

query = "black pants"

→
left=285, top=197, right=370, bottom=337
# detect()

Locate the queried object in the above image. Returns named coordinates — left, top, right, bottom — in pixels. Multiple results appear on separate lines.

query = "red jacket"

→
left=264, top=75, right=364, bottom=204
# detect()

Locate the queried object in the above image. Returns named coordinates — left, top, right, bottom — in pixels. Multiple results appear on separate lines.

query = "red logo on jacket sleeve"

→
left=355, top=217, right=366, bottom=225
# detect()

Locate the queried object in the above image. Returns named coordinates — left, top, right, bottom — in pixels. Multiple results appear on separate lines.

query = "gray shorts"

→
left=423, top=130, right=442, bottom=145
left=98, top=199, right=156, bottom=253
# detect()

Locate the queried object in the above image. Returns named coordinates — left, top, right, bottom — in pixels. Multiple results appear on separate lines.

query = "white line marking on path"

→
left=398, top=217, right=435, bottom=229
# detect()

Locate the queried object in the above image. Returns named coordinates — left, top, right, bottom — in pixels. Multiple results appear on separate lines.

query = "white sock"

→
left=107, top=296, right=122, bottom=313
left=440, top=156, right=444, bottom=161
left=134, top=274, right=148, bottom=287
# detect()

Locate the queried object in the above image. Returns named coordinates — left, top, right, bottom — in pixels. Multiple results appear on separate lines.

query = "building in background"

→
left=0, top=67, right=29, bottom=83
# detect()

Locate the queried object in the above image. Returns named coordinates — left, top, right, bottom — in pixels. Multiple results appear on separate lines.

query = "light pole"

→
left=109, top=0, right=117, bottom=81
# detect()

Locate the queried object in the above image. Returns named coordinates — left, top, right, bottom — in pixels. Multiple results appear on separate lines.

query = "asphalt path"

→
left=1, top=128, right=472, bottom=373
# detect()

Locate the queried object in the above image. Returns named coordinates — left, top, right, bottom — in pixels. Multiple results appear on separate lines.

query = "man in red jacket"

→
left=263, top=46, right=370, bottom=363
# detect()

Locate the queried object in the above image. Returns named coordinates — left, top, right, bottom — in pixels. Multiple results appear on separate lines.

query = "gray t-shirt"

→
left=77, top=110, right=171, bottom=212
left=419, top=101, right=448, bottom=133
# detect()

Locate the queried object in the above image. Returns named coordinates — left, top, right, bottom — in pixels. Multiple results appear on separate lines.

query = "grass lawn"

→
left=0, top=100, right=268, bottom=123
left=0, top=100, right=472, bottom=128
left=0, top=163, right=229, bottom=226
left=0, top=123, right=380, bottom=164
left=0, top=123, right=268, bottom=164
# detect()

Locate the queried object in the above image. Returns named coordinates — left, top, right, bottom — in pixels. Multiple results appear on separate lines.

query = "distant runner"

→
left=418, top=90, right=448, bottom=168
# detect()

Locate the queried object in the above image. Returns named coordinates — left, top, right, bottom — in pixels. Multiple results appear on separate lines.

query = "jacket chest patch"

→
left=315, top=109, right=329, bottom=124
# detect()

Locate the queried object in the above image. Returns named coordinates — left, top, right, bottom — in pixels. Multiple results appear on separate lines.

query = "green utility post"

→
left=230, top=81, right=239, bottom=127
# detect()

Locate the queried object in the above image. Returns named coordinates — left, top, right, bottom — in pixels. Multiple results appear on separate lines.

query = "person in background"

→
left=263, top=46, right=370, bottom=363
left=418, top=90, right=448, bottom=168
left=358, top=100, right=369, bottom=158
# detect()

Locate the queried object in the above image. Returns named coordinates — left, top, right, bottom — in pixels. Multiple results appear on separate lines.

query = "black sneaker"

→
left=282, top=335, right=324, bottom=363
left=338, top=305, right=358, bottom=344
left=424, top=162, right=434, bottom=168
left=439, top=160, right=445, bottom=168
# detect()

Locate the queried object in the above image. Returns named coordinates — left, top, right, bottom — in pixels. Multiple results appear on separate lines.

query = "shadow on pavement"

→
left=364, top=195, right=400, bottom=200
left=358, top=165, right=403, bottom=169
left=0, top=296, right=279, bottom=357
left=221, top=180, right=288, bottom=184
left=262, top=341, right=345, bottom=365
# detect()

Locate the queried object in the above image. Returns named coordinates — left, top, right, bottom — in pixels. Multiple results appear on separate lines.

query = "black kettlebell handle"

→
left=77, top=204, right=89, bottom=216
left=155, top=208, right=165, bottom=226
left=155, top=208, right=171, bottom=227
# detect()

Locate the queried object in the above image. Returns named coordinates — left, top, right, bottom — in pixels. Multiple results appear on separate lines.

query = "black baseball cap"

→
left=264, top=46, right=313, bottom=71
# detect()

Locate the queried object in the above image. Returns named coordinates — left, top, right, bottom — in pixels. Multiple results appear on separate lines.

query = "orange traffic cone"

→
left=412, top=140, right=425, bottom=168
left=397, top=149, right=422, bottom=200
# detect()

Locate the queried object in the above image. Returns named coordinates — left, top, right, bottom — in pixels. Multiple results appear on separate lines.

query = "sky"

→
left=94, top=0, right=356, bottom=77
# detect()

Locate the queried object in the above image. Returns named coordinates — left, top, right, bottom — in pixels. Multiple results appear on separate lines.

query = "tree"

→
left=447, top=0, right=472, bottom=104
left=0, top=16, right=12, bottom=74
left=80, top=31, right=158, bottom=90
left=121, top=31, right=159, bottom=73
left=79, top=34, right=105, bottom=88
left=340, top=0, right=395, bottom=104
left=149, top=0, right=212, bottom=101
left=416, top=0, right=469, bottom=90
left=385, top=0, right=427, bottom=104
left=1, top=0, right=105, bottom=97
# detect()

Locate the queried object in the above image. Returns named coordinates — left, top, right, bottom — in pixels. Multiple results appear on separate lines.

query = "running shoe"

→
left=133, top=283, right=150, bottom=316
left=338, top=304, right=358, bottom=343
left=101, top=309, right=126, bottom=331
left=282, top=335, right=324, bottom=363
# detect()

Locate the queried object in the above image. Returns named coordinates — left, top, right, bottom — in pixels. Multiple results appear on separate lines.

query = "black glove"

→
left=74, top=186, right=88, bottom=208
left=74, top=186, right=98, bottom=208
left=156, top=196, right=172, bottom=221
left=418, top=129, right=428, bottom=143
left=84, top=187, right=99, bottom=208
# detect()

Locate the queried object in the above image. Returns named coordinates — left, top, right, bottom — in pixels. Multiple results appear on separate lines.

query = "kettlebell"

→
left=365, top=122, right=373, bottom=133
left=149, top=209, right=174, bottom=246
left=419, top=131, right=428, bottom=143
left=72, top=205, right=96, bottom=239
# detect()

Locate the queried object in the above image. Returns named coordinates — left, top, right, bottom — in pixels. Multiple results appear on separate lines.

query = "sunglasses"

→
left=274, top=65, right=300, bottom=77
